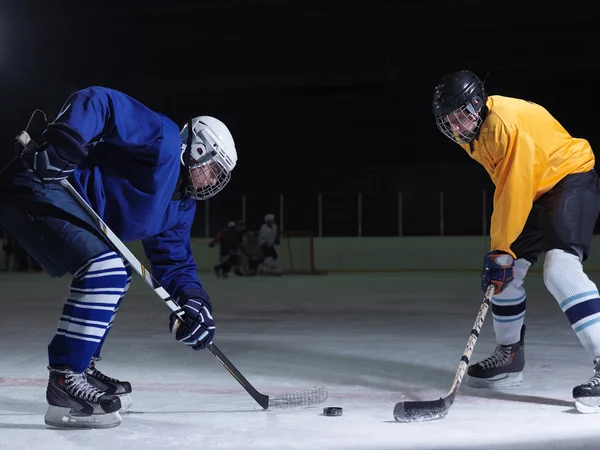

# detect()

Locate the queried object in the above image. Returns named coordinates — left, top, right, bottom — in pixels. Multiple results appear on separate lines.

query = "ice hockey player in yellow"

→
left=432, top=69, right=600, bottom=413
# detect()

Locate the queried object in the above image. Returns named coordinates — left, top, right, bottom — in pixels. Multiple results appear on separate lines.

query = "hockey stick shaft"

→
left=59, top=179, right=272, bottom=409
left=447, top=284, right=495, bottom=396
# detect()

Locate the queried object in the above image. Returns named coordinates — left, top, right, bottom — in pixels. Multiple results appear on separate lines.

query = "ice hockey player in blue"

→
left=0, top=86, right=238, bottom=428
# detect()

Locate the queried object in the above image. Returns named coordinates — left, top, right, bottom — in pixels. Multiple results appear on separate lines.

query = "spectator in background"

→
left=258, top=213, right=281, bottom=276
left=241, top=229, right=262, bottom=276
left=209, top=221, right=240, bottom=278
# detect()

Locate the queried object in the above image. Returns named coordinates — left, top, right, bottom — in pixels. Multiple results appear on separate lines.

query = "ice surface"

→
left=1, top=271, right=600, bottom=450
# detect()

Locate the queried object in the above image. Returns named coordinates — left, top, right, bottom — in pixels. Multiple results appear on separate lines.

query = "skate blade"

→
left=575, top=397, right=600, bottom=414
left=466, top=372, right=523, bottom=389
left=118, top=394, right=133, bottom=413
left=44, top=405, right=122, bottom=429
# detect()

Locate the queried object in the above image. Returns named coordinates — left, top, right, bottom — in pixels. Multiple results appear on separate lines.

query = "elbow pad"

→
left=43, top=123, right=89, bottom=166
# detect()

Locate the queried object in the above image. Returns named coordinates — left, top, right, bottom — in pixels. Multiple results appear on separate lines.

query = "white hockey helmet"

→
left=265, top=213, right=275, bottom=222
left=180, top=116, right=237, bottom=200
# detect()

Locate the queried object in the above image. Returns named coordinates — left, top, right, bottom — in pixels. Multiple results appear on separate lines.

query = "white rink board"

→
left=1, top=272, right=600, bottom=450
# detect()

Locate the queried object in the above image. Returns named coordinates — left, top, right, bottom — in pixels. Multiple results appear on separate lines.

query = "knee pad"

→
left=72, top=250, right=129, bottom=294
left=543, top=249, right=595, bottom=302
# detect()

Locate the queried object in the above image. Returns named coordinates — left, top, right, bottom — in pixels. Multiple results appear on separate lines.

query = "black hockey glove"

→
left=17, top=110, right=87, bottom=184
left=481, top=251, right=514, bottom=294
left=169, top=289, right=215, bottom=351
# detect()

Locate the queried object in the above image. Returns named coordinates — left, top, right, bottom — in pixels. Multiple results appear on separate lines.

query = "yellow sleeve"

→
left=490, top=131, right=546, bottom=258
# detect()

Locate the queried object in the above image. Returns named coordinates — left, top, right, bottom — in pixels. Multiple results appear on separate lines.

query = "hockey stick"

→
left=59, top=179, right=328, bottom=410
left=393, top=284, right=495, bottom=422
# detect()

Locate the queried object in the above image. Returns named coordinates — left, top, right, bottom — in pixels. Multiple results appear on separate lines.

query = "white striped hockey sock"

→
left=93, top=261, right=132, bottom=360
left=492, top=258, right=530, bottom=345
left=544, top=249, right=600, bottom=360
left=48, top=250, right=129, bottom=372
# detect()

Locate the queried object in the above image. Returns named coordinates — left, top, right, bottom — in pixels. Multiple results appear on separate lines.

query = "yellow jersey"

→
left=460, top=95, right=595, bottom=258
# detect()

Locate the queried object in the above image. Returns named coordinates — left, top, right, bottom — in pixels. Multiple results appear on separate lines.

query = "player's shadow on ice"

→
left=230, top=340, right=457, bottom=393
left=463, top=389, right=574, bottom=408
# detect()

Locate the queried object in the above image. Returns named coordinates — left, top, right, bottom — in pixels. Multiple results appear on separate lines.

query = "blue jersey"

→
left=54, top=86, right=203, bottom=298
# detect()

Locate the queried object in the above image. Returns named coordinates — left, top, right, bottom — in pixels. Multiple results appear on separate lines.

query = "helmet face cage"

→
left=188, top=158, right=231, bottom=200
left=184, top=122, right=233, bottom=200
left=435, top=99, right=483, bottom=144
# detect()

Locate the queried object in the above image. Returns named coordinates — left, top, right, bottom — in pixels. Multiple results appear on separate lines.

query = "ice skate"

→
left=44, top=366, right=122, bottom=428
left=86, top=358, right=133, bottom=412
left=573, top=358, right=600, bottom=413
left=467, top=325, right=525, bottom=388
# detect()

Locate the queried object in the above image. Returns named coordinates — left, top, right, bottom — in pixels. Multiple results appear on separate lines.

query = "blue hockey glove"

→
left=17, top=111, right=87, bottom=184
left=481, top=251, right=515, bottom=294
left=20, top=141, right=78, bottom=183
left=169, top=290, right=215, bottom=351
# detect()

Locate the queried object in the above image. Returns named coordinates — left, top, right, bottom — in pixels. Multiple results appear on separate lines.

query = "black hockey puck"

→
left=323, top=407, right=343, bottom=416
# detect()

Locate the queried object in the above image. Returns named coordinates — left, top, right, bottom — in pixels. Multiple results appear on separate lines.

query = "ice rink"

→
left=1, top=270, right=600, bottom=450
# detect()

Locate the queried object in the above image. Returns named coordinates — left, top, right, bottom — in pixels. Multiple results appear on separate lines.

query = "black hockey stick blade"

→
left=393, top=394, right=454, bottom=423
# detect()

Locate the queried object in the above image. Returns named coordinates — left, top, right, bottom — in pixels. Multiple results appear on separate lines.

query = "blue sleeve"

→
left=51, top=86, right=164, bottom=160
left=141, top=203, right=205, bottom=301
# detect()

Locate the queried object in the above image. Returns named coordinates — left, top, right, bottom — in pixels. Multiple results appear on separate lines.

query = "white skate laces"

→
left=66, top=372, right=105, bottom=402
left=48, top=366, right=106, bottom=403
left=477, top=345, right=513, bottom=371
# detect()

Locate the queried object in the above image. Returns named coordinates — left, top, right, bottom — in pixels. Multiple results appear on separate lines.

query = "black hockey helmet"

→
left=432, top=70, right=487, bottom=144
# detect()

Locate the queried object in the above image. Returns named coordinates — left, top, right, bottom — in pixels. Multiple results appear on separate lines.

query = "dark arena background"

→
left=1, top=2, right=599, bottom=449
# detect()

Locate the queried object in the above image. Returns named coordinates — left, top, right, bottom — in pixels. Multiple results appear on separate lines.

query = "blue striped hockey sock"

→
left=544, top=249, right=600, bottom=360
left=48, top=251, right=128, bottom=372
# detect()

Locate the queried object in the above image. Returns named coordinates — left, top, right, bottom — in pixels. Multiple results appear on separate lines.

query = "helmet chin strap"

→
left=173, top=118, right=194, bottom=200
left=181, top=117, right=194, bottom=167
